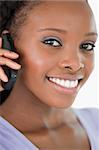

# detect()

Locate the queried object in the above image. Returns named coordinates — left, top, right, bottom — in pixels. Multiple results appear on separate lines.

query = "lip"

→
left=46, top=76, right=82, bottom=94
left=46, top=74, right=84, bottom=81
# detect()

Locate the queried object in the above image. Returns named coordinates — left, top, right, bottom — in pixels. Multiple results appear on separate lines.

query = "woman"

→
left=0, top=0, right=99, bottom=150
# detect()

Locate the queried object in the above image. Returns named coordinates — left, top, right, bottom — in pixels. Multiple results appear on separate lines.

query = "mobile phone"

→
left=1, top=33, right=17, bottom=90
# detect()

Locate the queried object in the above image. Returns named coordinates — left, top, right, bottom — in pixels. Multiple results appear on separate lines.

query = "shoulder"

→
left=0, top=116, right=38, bottom=150
left=74, top=108, right=99, bottom=149
left=74, top=107, right=99, bottom=117
left=80, top=107, right=99, bottom=117
left=74, top=107, right=99, bottom=127
left=78, top=107, right=99, bottom=116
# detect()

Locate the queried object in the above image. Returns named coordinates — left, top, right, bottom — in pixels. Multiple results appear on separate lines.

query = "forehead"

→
left=24, top=0, right=96, bottom=33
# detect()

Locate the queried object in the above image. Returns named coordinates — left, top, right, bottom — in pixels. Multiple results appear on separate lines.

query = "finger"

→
left=0, top=30, right=9, bottom=48
left=0, top=49, right=19, bottom=59
left=0, top=67, right=8, bottom=82
left=2, top=30, right=9, bottom=34
left=0, top=57, right=21, bottom=69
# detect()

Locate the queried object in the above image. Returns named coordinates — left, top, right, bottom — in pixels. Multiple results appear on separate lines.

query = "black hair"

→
left=0, top=0, right=41, bottom=38
left=0, top=1, right=24, bottom=35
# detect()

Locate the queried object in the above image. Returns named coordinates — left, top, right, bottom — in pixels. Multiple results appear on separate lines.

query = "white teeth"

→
left=48, top=77, right=78, bottom=88
left=60, top=80, right=65, bottom=87
left=65, top=80, right=70, bottom=88
left=56, top=78, right=60, bottom=85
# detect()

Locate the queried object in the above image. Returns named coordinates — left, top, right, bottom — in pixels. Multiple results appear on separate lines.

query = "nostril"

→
left=58, top=57, right=84, bottom=73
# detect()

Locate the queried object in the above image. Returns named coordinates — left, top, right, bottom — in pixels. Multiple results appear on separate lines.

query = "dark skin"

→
left=0, top=1, right=98, bottom=149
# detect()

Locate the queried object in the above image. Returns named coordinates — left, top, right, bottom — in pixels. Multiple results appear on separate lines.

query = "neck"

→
left=1, top=78, right=75, bottom=134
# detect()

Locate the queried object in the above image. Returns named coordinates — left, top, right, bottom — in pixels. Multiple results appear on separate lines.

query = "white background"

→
left=72, top=0, right=99, bottom=108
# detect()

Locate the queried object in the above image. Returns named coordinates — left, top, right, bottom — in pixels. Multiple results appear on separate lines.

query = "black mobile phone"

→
left=1, top=33, right=17, bottom=90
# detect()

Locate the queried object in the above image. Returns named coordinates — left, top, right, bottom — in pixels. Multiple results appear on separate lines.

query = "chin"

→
left=43, top=96, right=76, bottom=109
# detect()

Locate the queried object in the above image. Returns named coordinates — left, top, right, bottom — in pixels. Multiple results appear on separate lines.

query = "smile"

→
left=47, top=77, right=79, bottom=89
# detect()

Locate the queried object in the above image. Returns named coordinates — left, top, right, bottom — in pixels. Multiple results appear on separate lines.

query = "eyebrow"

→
left=38, top=28, right=67, bottom=34
left=38, top=28, right=98, bottom=37
left=85, top=32, right=98, bottom=37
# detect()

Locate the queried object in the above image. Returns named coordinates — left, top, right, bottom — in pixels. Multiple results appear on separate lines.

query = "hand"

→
left=0, top=37, right=21, bottom=91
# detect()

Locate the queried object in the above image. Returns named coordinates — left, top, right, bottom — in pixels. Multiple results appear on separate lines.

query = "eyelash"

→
left=80, top=42, right=95, bottom=51
left=42, top=37, right=95, bottom=52
left=42, top=37, right=62, bottom=48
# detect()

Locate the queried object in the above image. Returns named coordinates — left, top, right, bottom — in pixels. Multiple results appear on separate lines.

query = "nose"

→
left=58, top=50, right=84, bottom=73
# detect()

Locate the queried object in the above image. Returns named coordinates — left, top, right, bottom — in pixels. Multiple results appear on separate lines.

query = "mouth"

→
left=46, top=76, right=83, bottom=89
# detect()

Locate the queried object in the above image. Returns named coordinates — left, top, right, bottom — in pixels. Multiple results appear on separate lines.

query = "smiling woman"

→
left=0, top=0, right=99, bottom=150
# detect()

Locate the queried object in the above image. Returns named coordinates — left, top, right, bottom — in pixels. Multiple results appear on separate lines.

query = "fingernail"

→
left=3, top=77, right=8, bottom=82
left=17, top=64, right=21, bottom=69
left=2, top=30, right=9, bottom=34
left=12, top=52, right=19, bottom=55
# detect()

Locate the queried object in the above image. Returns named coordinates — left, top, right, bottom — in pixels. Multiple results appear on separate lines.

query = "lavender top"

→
left=74, top=108, right=99, bottom=150
left=0, top=108, right=99, bottom=150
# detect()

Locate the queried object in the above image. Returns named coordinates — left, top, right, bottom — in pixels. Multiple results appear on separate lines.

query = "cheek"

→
left=85, top=54, right=94, bottom=78
left=20, top=47, right=57, bottom=82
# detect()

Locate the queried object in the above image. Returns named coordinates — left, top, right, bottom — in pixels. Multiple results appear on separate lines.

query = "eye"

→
left=42, top=37, right=62, bottom=47
left=80, top=42, right=95, bottom=51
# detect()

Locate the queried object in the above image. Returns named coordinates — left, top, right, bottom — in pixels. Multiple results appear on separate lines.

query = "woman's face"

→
left=14, top=1, right=97, bottom=108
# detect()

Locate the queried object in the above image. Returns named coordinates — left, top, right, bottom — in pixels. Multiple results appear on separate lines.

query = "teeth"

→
left=48, top=77, right=78, bottom=88
left=65, top=80, right=70, bottom=88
